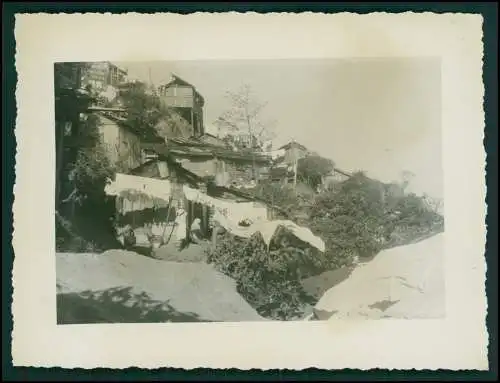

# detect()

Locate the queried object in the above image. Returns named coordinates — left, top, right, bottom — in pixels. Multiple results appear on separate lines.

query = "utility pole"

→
left=291, top=139, right=298, bottom=193
left=293, top=156, right=298, bottom=192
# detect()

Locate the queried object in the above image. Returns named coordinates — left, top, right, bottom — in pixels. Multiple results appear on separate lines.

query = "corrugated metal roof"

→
left=143, top=141, right=272, bottom=164
left=168, top=134, right=227, bottom=148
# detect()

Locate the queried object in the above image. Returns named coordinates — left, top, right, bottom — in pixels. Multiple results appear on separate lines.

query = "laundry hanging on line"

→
left=182, top=185, right=268, bottom=225
left=105, top=173, right=173, bottom=202
left=183, top=185, right=325, bottom=252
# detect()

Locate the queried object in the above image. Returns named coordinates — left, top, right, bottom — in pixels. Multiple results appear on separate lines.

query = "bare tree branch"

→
left=215, top=84, right=275, bottom=151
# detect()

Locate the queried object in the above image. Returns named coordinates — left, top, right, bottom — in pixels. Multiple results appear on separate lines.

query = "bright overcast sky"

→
left=114, top=58, right=443, bottom=200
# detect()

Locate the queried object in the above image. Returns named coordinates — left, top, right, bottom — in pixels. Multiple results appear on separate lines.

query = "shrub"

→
left=384, top=192, right=444, bottom=248
left=308, top=172, right=387, bottom=268
left=206, top=232, right=316, bottom=320
left=254, top=181, right=313, bottom=224
left=307, top=172, right=445, bottom=267
left=55, top=212, right=103, bottom=253
left=56, top=113, right=118, bottom=252
left=297, top=154, right=334, bottom=189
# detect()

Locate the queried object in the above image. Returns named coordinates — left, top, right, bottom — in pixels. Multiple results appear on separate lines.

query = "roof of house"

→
left=128, top=158, right=296, bottom=219
left=107, top=61, right=128, bottom=74
left=96, top=112, right=163, bottom=143
left=199, top=132, right=226, bottom=144
left=167, top=134, right=228, bottom=149
left=158, top=74, right=205, bottom=104
left=278, top=141, right=309, bottom=152
left=129, top=158, right=202, bottom=187
left=87, top=106, right=127, bottom=113
left=332, top=167, right=353, bottom=178
left=141, top=141, right=272, bottom=165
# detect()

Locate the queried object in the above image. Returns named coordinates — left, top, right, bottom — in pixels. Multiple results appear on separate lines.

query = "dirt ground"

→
left=56, top=250, right=266, bottom=324
left=313, top=233, right=445, bottom=320
left=152, top=240, right=210, bottom=263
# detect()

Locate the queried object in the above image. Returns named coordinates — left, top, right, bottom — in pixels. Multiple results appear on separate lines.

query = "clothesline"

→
left=105, top=173, right=326, bottom=253
left=183, top=185, right=325, bottom=252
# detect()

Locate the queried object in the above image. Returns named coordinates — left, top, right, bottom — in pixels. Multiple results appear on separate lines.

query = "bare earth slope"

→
left=314, top=233, right=445, bottom=320
left=56, top=250, right=266, bottom=323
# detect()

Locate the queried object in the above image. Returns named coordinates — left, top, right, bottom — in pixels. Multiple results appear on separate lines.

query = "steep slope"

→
left=313, top=233, right=445, bottom=320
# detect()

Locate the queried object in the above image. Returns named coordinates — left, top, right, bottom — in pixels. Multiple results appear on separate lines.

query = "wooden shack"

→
left=133, top=138, right=273, bottom=241
left=157, top=74, right=205, bottom=137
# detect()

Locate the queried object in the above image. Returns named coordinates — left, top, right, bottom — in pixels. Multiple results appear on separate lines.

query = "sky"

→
left=114, top=58, right=443, bottom=200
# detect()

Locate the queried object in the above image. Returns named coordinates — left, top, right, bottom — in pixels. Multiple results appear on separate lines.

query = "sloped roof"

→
left=142, top=141, right=272, bottom=165
left=168, top=134, right=228, bottom=149
left=199, top=133, right=227, bottom=147
left=158, top=73, right=205, bottom=104
left=96, top=112, right=163, bottom=143
left=278, top=141, right=309, bottom=152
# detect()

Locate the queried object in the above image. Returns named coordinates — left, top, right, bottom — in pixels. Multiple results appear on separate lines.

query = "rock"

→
left=313, top=233, right=445, bottom=320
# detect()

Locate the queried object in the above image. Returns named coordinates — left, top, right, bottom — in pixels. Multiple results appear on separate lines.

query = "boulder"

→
left=313, top=233, right=445, bottom=320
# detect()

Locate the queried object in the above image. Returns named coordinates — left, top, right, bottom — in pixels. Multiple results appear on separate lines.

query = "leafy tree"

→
left=118, top=81, right=192, bottom=141
left=154, top=109, right=193, bottom=139
left=70, top=115, right=115, bottom=202
left=307, top=170, right=445, bottom=267
left=255, top=183, right=301, bottom=217
left=55, top=63, right=118, bottom=251
left=297, top=154, right=335, bottom=189
left=118, top=81, right=162, bottom=135
left=308, top=172, right=388, bottom=267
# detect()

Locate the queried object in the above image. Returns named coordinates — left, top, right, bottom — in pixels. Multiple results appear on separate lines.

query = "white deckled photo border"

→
left=12, top=12, right=487, bottom=370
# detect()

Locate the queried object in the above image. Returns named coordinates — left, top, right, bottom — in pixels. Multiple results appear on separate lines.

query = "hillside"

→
left=313, top=233, right=445, bottom=320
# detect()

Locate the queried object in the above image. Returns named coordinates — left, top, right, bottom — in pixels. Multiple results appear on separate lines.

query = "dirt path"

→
left=152, top=241, right=210, bottom=263
left=56, top=250, right=266, bottom=324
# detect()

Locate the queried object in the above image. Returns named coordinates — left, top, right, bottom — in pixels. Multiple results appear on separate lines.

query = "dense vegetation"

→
left=207, top=170, right=444, bottom=320
left=296, top=154, right=335, bottom=190
left=55, top=64, right=445, bottom=321
left=55, top=66, right=177, bottom=252
left=55, top=111, right=118, bottom=252
left=206, top=231, right=317, bottom=320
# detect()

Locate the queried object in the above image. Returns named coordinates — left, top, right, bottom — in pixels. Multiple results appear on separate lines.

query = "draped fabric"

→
left=183, top=185, right=325, bottom=252
left=105, top=173, right=173, bottom=214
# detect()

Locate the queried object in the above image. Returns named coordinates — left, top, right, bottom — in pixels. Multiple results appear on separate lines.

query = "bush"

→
left=206, top=232, right=316, bottom=320
left=55, top=212, right=102, bottom=253
left=56, top=113, right=118, bottom=252
left=254, top=181, right=314, bottom=224
left=308, top=172, right=387, bottom=268
left=384, top=192, right=444, bottom=247
left=297, top=154, right=334, bottom=189
left=307, top=172, right=445, bottom=268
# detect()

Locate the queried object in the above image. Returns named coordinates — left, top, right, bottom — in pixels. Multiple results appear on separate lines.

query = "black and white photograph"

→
left=54, top=58, right=445, bottom=323
left=12, top=11, right=488, bottom=370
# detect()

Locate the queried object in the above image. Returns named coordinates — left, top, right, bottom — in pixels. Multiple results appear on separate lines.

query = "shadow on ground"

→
left=57, top=286, right=210, bottom=324
left=300, top=265, right=356, bottom=300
